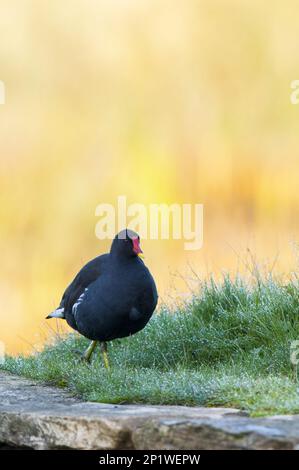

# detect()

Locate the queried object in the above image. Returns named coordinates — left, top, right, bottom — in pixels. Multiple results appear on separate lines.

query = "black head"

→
left=110, top=229, right=143, bottom=259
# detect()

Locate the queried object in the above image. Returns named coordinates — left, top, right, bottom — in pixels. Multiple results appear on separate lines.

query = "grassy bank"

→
left=2, top=275, right=299, bottom=416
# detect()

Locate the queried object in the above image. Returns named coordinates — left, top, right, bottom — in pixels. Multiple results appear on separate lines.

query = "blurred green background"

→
left=1, top=0, right=299, bottom=354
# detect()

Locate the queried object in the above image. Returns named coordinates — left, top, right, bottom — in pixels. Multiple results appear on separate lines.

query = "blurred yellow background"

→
left=1, top=0, right=299, bottom=354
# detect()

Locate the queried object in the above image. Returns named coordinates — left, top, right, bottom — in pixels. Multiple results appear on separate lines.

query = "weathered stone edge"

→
left=1, top=410, right=299, bottom=450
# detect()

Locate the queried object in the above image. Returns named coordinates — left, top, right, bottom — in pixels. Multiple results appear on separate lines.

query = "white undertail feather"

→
left=46, top=308, right=65, bottom=319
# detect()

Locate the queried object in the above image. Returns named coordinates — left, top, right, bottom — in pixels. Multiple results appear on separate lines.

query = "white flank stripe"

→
left=72, top=288, right=88, bottom=320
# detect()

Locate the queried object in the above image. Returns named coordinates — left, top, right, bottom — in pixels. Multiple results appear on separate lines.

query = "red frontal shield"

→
left=132, top=237, right=143, bottom=255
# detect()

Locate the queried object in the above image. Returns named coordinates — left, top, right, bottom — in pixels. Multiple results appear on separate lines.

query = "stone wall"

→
left=1, top=372, right=299, bottom=450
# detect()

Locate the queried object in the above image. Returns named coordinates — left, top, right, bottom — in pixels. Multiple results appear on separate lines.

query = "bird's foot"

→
left=74, top=340, right=97, bottom=364
left=73, top=350, right=92, bottom=364
left=73, top=348, right=84, bottom=356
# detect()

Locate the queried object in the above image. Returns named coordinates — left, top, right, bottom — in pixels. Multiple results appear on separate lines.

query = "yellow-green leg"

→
left=82, top=340, right=97, bottom=362
left=100, top=342, right=110, bottom=370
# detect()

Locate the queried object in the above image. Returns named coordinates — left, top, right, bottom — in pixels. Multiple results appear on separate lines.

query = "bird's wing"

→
left=59, top=254, right=108, bottom=313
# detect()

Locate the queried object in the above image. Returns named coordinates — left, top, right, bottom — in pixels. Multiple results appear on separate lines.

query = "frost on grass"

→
left=2, top=275, right=299, bottom=416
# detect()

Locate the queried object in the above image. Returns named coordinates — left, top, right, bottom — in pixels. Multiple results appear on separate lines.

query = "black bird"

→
left=46, top=229, right=158, bottom=368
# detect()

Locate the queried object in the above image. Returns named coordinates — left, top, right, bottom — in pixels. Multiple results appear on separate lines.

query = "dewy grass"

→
left=2, top=275, right=299, bottom=416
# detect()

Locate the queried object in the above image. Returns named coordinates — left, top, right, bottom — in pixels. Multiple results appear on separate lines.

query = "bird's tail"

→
left=46, top=308, right=65, bottom=319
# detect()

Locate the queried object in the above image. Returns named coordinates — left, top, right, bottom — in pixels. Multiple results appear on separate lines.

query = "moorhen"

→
left=46, top=229, right=158, bottom=368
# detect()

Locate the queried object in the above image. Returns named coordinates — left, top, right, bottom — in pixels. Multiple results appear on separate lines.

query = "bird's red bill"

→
left=132, top=237, right=143, bottom=255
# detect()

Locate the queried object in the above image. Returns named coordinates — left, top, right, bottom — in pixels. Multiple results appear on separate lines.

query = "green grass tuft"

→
left=2, top=275, right=299, bottom=416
